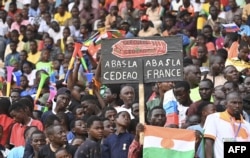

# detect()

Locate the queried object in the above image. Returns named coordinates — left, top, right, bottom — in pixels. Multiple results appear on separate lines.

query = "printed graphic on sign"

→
left=112, top=39, right=167, bottom=58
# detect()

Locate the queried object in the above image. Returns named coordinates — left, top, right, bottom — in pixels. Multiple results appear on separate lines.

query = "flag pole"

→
left=139, top=83, right=145, bottom=145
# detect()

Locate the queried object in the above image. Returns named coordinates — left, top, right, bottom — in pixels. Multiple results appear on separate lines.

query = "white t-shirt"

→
left=204, top=111, right=250, bottom=158
left=48, top=26, right=64, bottom=44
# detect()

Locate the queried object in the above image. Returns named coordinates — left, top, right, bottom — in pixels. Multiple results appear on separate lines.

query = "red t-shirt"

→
left=10, top=119, right=43, bottom=147
left=0, top=114, right=14, bottom=145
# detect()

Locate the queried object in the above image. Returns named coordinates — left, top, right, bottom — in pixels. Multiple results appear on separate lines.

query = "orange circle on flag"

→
left=161, top=138, right=174, bottom=148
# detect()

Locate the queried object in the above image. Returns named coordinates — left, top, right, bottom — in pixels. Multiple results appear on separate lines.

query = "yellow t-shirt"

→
left=27, top=51, right=41, bottom=64
left=54, top=12, right=72, bottom=26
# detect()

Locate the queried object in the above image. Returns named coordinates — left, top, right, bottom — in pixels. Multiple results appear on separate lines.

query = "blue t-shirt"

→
left=187, top=124, right=204, bottom=158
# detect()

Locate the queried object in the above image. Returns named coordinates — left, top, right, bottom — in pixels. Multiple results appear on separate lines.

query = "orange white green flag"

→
left=143, top=125, right=196, bottom=158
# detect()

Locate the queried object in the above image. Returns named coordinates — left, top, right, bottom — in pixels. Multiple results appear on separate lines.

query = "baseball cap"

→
left=66, top=37, right=74, bottom=45
left=140, top=15, right=149, bottom=22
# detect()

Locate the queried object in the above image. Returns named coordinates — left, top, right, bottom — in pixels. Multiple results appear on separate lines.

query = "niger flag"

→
left=143, top=125, right=196, bottom=158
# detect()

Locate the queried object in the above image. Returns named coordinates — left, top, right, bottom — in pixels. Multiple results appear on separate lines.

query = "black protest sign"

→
left=101, top=36, right=183, bottom=84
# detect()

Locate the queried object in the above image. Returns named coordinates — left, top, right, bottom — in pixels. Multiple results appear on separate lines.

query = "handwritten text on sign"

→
left=101, top=36, right=183, bottom=84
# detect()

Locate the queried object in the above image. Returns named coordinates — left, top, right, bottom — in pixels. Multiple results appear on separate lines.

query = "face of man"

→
left=199, top=81, right=213, bottom=100
left=120, top=86, right=135, bottom=106
left=226, top=93, right=243, bottom=119
left=149, top=109, right=166, bottom=127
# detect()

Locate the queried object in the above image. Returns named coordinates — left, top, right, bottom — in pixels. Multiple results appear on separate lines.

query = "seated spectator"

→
left=4, top=41, right=20, bottom=67
left=10, top=13, right=30, bottom=33
left=138, top=15, right=158, bottom=37
left=146, top=0, right=164, bottom=31
left=79, top=0, right=99, bottom=25
left=54, top=5, right=72, bottom=26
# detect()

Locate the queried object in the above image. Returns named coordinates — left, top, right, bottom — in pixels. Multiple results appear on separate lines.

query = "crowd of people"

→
left=0, top=0, right=250, bottom=157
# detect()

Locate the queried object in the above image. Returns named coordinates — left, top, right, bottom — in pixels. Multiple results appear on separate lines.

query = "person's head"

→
left=20, top=75, right=29, bottom=88
left=115, top=111, right=131, bottom=128
left=102, top=106, right=117, bottom=123
left=102, top=85, right=120, bottom=105
left=44, top=36, right=54, bottom=48
left=63, top=27, right=70, bottom=39
left=71, top=6, right=80, bottom=17
left=56, top=53, right=64, bottom=63
left=223, top=65, right=240, bottom=83
left=0, top=97, right=11, bottom=115
left=184, top=65, right=201, bottom=88
left=202, top=25, right=213, bottom=39
left=72, top=105, right=84, bottom=119
left=39, top=2, right=47, bottom=13
left=70, top=119, right=87, bottom=137
left=82, top=0, right=91, bottom=8
left=182, top=115, right=200, bottom=128
left=103, top=118, right=115, bottom=138
left=226, top=92, right=243, bottom=119
left=233, top=15, right=242, bottom=26
left=10, top=30, right=19, bottom=43
left=55, top=112, right=69, bottom=132
left=81, top=95, right=100, bottom=116
left=238, top=84, right=247, bottom=98
left=57, top=4, right=66, bottom=15
left=179, top=10, right=191, bottom=23
left=30, top=130, right=46, bottom=152
left=15, top=13, right=23, bottom=23
left=223, top=81, right=239, bottom=94
left=141, top=15, right=150, bottom=30
left=9, top=41, right=17, bottom=52
left=0, top=10, right=7, bottom=21
left=217, top=48, right=228, bottom=61
left=55, top=87, right=71, bottom=112
left=156, top=82, right=173, bottom=93
left=51, top=21, right=60, bottom=32
left=126, top=0, right=133, bottom=10
left=55, top=148, right=72, bottom=158
left=213, top=85, right=226, bottom=105
left=26, top=29, right=34, bottom=41
left=30, top=0, right=39, bottom=9
left=43, top=12, right=51, bottom=23
left=19, top=50, right=28, bottom=61
left=229, top=0, right=237, bottom=9
left=163, top=15, right=175, bottom=29
left=24, top=126, right=38, bottom=142
left=195, top=34, right=206, bottom=45
left=72, top=17, right=81, bottom=29
left=86, top=116, right=104, bottom=141
left=209, top=54, right=225, bottom=75
left=173, top=81, right=191, bottom=105
left=120, top=85, right=135, bottom=107
left=197, top=101, right=216, bottom=119
left=41, top=49, right=50, bottom=62
left=244, top=76, right=250, bottom=93
left=238, top=41, right=249, bottom=62
left=197, top=44, right=208, bottom=61
left=223, top=32, right=238, bottom=48
left=9, top=102, right=30, bottom=124
left=209, top=5, right=218, bottom=18
left=80, top=24, right=90, bottom=35
left=22, top=61, right=33, bottom=74
left=120, top=20, right=131, bottom=32
left=131, top=103, right=139, bottom=118
left=44, top=114, right=61, bottom=128
left=151, top=0, right=159, bottom=7
left=71, top=137, right=84, bottom=147
left=10, top=89, right=21, bottom=102
left=199, top=79, right=214, bottom=101
left=46, top=125, right=67, bottom=146
left=147, top=106, right=166, bottom=126
left=9, top=2, right=17, bottom=12
left=30, top=40, right=38, bottom=53
left=110, top=5, right=118, bottom=16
